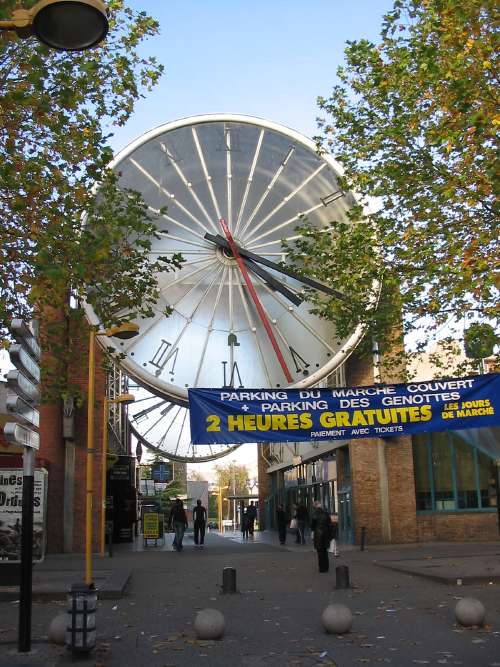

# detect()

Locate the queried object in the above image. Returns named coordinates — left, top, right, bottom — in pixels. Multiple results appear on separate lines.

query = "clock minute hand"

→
left=241, top=257, right=303, bottom=306
left=204, top=232, right=346, bottom=302
left=218, top=219, right=293, bottom=384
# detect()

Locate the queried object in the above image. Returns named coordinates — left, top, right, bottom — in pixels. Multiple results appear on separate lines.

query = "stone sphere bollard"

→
left=321, top=603, right=353, bottom=634
left=455, top=598, right=485, bottom=627
left=48, top=613, right=67, bottom=645
left=194, top=608, right=226, bottom=640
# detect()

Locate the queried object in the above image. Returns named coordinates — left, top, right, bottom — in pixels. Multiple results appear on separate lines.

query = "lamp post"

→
left=100, top=392, right=135, bottom=557
left=85, top=321, right=138, bottom=586
left=0, top=0, right=108, bottom=51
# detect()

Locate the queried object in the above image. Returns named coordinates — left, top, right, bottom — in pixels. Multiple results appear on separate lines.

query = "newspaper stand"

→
left=142, top=505, right=164, bottom=547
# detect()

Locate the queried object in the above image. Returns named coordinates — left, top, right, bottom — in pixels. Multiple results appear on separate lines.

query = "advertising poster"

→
left=189, top=373, right=500, bottom=445
left=143, top=512, right=160, bottom=539
left=0, top=468, right=48, bottom=563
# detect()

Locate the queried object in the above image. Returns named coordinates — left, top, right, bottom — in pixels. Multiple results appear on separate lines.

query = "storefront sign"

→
left=0, top=469, right=47, bottom=562
left=143, top=512, right=160, bottom=539
left=189, top=373, right=500, bottom=445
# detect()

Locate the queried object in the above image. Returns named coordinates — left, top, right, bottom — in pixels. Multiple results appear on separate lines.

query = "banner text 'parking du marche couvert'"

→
left=188, top=373, right=500, bottom=445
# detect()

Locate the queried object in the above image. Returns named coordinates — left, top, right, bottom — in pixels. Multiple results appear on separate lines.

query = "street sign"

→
left=8, top=345, right=40, bottom=384
left=6, top=396, right=40, bottom=429
left=3, top=423, right=40, bottom=450
left=6, top=370, right=40, bottom=405
left=10, top=319, right=41, bottom=360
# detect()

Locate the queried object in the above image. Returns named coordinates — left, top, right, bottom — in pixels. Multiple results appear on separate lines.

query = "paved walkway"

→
left=0, top=532, right=499, bottom=666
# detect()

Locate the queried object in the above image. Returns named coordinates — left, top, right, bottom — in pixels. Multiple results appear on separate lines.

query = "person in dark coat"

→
left=276, top=505, right=288, bottom=545
left=168, top=498, right=188, bottom=551
left=311, top=500, right=332, bottom=572
left=241, top=509, right=249, bottom=539
left=192, top=499, right=207, bottom=547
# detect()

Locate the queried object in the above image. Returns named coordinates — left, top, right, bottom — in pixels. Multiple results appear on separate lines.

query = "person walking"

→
left=193, top=499, right=207, bottom=548
left=295, top=502, right=307, bottom=544
left=241, top=508, right=249, bottom=539
left=169, top=498, right=188, bottom=551
left=247, top=501, right=257, bottom=536
left=311, top=500, right=333, bottom=573
left=276, top=504, right=288, bottom=545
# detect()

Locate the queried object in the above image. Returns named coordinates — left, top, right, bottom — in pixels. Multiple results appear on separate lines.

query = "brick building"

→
left=260, top=352, right=500, bottom=545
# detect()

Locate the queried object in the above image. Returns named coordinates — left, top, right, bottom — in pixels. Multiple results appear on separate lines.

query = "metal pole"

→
left=18, top=447, right=35, bottom=653
left=85, top=328, right=95, bottom=586
left=100, top=396, right=108, bottom=557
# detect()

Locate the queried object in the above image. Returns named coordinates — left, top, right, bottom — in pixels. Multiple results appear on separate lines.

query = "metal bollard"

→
left=335, top=565, right=350, bottom=589
left=360, top=526, right=366, bottom=551
left=221, top=567, right=237, bottom=593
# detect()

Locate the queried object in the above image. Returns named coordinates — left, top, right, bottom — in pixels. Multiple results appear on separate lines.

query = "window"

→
left=412, top=431, right=496, bottom=513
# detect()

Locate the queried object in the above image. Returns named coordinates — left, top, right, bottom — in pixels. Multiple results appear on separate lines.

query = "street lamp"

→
left=100, top=391, right=135, bottom=557
left=85, top=322, right=138, bottom=586
left=0, top=0, right=108, bottom=51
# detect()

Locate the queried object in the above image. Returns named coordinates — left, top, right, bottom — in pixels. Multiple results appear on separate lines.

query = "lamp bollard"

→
left=335, top=565, right=350, bottom=589
left=360, top=526, right=366, bottom=551
left=66, top=583, right=97, bottom=654
left=221, top=567, right=237, bottom=593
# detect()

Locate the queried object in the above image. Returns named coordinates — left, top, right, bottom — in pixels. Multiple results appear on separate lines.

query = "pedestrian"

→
left=241, top=509, right=249, bottom=539
left=193, top=498, right=207, bottom=548
left=276, top=504, right=288, bottom=545
left=295, top=502, right=307, bottom=544
left=168, top=498, right=188, bottom=551
left=311, top=500, right=333, bottom=573
left=247, top=501, right=257, bottom=535
left=330, top=513, right=339, bottom=557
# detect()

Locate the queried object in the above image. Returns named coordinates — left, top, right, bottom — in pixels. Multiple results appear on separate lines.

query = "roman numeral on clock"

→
left=222, top=361, right=244, bottom=388
left=148, top=340, right=179, bottom=377
left=289, top=346, right=310, bottom=375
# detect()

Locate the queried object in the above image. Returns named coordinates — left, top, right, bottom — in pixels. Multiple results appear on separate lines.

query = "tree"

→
left=187, top=470, right=208, bottom=482
left=287, top=0, right=498, bottom=378
left=0, top=1, right=183, bottom=351
left=213, top=462, right=250, bottom=520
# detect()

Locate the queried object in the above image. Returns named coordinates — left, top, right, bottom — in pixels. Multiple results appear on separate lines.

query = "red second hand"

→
left=219, top=218, right=293, bottom=384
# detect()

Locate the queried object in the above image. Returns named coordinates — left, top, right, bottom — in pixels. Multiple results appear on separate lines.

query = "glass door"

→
left=337, top=490, right=354, bottom=544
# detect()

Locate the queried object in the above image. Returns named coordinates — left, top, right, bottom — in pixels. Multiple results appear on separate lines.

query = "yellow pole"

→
left=85, top=328, right=96, bottom=586
left=99, top=396, right=108, bottom=557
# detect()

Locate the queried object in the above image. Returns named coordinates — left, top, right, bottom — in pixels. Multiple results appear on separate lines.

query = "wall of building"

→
left=417, top=512, right=498, bottom=542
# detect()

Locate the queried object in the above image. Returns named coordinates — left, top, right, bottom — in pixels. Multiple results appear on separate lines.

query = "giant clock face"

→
left=85, top=114, right=367, bottom=407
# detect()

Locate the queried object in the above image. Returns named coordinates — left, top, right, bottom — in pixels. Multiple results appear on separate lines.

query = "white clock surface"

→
left=86, top=114, right=366, bottom=407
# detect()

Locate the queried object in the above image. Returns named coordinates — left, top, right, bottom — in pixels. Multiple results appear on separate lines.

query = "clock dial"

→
left=84, top=114, right=367, bottom=405
left=128, top=383, right=240, bottom=462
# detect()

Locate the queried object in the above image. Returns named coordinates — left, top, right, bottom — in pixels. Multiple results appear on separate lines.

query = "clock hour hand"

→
left=241, top=257, right=303, bottom=306
left=204, top=232, right=346, bottom=302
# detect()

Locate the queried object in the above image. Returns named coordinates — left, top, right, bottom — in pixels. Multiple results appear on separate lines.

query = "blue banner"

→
left=188, top=373, right=500, bottom=445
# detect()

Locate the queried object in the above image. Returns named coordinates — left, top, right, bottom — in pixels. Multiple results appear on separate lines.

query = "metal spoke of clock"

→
left=192, top=127, right=222, bottom=221
left=159, top=258, right=218, bottom=296
left=236, top=280, right=273, bottom=386
left=238, top=144, right=295, bottom=239
left=168, top=263, right=223, bottom=310
left=164, top=266, right=225, bottom=368
left=245, top=201, right=325, bottom=247
left=173, top=408, right=189, bottom=457
left=258, top=280, right=337, bottom=354
left=226, top=126, right=233, bottom=230
left=244, top=163, right=327, bottom=244
left=141, top=401, right=175, bottom=438
left=158, top=405, right=183, bottom=448
left=248, top=235, right=301, bottom=252
left=130, top=158, right=214, bottom=237
left=118, top=310, right=170, bottom=353
left=131, top=398, right=168, bottom=423
left=234, top=129, right=264, bottom=237
left=148, top=207, right=209, bottom=244
left=193, top=266, right=228, bottom=387
left=160, top=141, right=219, bottom=234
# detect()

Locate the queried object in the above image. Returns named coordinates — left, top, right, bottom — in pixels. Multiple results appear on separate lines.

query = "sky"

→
left=1, top=0, right=396, bottom=481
